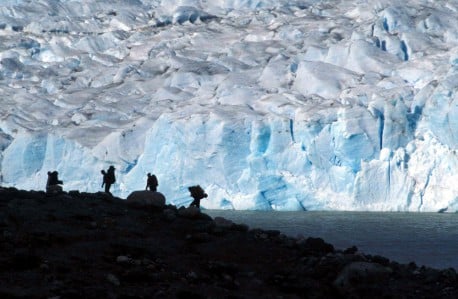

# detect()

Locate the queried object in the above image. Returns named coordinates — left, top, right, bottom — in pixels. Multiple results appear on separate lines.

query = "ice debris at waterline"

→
left=1, top=0, right=458, bottom=211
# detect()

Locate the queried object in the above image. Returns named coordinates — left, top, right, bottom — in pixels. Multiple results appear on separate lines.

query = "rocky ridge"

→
left=0, top=187, right=457, bottom=298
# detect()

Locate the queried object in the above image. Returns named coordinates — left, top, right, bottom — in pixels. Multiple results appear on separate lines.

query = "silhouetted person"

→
left=46, top=171, right=63, bottom=194
left=101, top=165, right=116, bottom=195
left=188, top=185, right=208, bottom=208
left=145, top=173, right=158, bottom=191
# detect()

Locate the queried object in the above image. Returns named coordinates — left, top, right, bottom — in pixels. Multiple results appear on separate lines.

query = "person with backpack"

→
left=188, top=185, right=208, bottom=209
left=46, top=171, right=63, bottom=194
left=101, top=165, right=116, bottom=195
left=145, top=173, right=158, bottom=191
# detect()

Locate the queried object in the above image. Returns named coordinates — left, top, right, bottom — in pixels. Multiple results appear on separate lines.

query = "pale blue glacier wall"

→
left=137, top=86, right=453, bottom=211
left=2, top=87, right=458, bottom=211
left=118, top=98, right=427, bottom=211
left=1, top=133, right=115, bottom=194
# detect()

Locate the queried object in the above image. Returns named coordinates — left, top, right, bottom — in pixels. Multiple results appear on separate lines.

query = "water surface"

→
left=205, top=210, right=458, bottom=270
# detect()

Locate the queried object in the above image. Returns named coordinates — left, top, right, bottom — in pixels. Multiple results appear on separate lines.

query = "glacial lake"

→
left=205, top=210, right=458, bottom=270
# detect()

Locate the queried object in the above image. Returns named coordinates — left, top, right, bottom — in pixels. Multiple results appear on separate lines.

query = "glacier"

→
left=1, top=0, right=458, bottom=212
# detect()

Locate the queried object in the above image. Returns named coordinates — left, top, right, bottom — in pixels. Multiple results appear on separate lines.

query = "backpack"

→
left=188, top=185, right=208, bottom=200
left=148, top=175, right=158, bottom=187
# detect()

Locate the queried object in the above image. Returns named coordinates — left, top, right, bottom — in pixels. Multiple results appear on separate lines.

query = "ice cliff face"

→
left=1, top=0, right=458, bottom=211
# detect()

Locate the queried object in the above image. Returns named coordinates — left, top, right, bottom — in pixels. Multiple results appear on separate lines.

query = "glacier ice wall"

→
left=1, top=0, right=458, bottom=211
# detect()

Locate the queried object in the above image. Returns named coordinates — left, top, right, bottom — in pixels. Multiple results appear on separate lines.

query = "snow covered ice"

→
left=1, top=0, right=458, bottom=212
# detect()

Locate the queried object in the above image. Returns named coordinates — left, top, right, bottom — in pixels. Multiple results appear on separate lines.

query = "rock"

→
left=198, top=212, right=213, bottom=221
left=126, top=191, right=166, bottom=208
left=333, top=261, right=392, bottom=292
left=162, top=208, right=177, bottom=222
left=3, top=230, right=13, bottom=239
left=300, top=237, right=335, bottom=255
left=207, top=261, right=239, bottom=277
left=438, top=207, right=448, bottom=213
left=95, top=191, right=114, bottom=201
left=440, top=268, right=457, bottom=282
left=231, top=223, right=249, bottom=232
left=107, top=273, right=120, bottom=286
left=176, top=289, right=206, bottom=299
left=370, top=254, right=390, bottom=266
left=177, top=206, right=201, bottom=218
left=46, top=185, right=63, bottom=195
left=265, top=229, right=281, bottom=238
left=343, top=246, right=358, bottom=254
left=186, top=232, right=212, bottom=243
left=213, top=216, right=234, bottom=228
left=39, top=263, right=49, bottom=271
left=12, top=251, right=42, bottom=270
left=2, top=188, right=458, bottom=299
left=68, top=190, right=80, bottom=197
left=116, top=255, right=132, bottom=264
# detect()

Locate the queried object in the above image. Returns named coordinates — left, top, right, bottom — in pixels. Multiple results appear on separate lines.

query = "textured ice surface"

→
left=1, top=0, right=458, bottom=211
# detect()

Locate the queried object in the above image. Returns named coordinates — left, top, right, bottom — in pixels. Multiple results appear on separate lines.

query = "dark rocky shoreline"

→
left=0, top=187, right=456, bottom=299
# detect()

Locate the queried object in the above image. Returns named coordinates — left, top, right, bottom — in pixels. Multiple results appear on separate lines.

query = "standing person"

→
left=188, top=185, right=208, bottom=209
left=46, top=171, right=63, bottom=194
left=101, top=165, right=116, bottom=195
left=145, top=173, right=158, bottom=191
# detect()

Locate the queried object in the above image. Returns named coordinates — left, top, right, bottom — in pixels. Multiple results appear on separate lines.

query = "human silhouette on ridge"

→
left=188, top=185, right=208, bottom=208
left=145, top=173, right=158, bottom=191
left=101, top=165, right=116, bottom=195
left=46, top=171, right=63, bottom=194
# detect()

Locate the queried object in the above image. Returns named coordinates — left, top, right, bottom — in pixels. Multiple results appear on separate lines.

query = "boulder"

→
left=162, top=209, right=177, bottom=222
left=126, top=191, right=166, bottom=208
left=177, top=206, right=201, bottom=218
left=299, top=237, right=335, bottom=255
left=333, top=261, right=392, bottom=292
left=46, top=185, right=63, bottom=195
left=213, top=217, right=234, bottom=228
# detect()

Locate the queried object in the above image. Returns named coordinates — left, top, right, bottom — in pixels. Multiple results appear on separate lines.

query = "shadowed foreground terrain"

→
left=0, top=188, right=456, bottom=299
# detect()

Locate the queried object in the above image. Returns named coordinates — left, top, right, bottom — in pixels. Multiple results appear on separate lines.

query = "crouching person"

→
left=188, top=185, right=208, bottom=209
left=46, top=171, right=63, bottom=194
